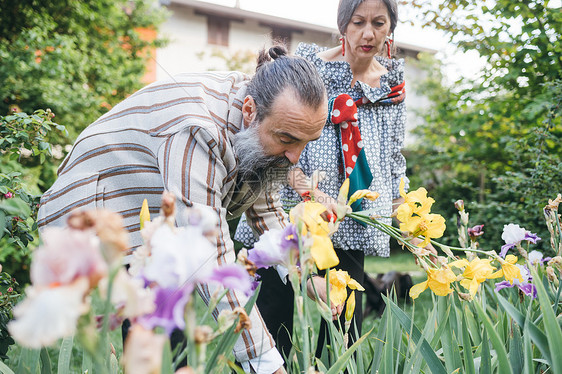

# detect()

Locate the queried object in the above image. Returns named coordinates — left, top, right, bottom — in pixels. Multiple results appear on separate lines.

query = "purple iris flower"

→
left=495, top=281, right=537, bottom=299
left=495, top=264, right=537, bottom=299
left=208, top=264, right=253, bottom=296
left=500, top=223, right=541, bottom=257
left=468, top=224, right=484, bottom=240
left=248, top=224, right=299, bottom=269
left=139, top=285, right=193, bottom=335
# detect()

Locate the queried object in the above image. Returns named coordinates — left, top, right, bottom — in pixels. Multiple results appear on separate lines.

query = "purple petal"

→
left=281, top=224, right=299, bottom=250
left=517, top=283, right=537, bottom=299
left=139, top=285, right=193, bottom=335
left=495, top=281, right=514, bottom=292
left=500, top=243, right=514, bottom=258
left=524, top=232, right=541, bottom=244
left=208, top=264, right=253, bottom=296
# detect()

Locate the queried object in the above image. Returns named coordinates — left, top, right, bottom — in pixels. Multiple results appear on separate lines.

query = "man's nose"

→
left=284, top=146, right=304, bottom=165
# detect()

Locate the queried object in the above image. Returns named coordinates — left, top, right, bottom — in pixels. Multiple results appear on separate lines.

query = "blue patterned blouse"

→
left=235, top=42, right=409, bottom=257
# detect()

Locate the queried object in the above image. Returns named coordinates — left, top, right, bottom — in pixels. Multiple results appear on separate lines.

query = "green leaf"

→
left=57, top=336, right=74, bottom=374
left=0, top=197, right=31, bottom=217
left=204, top=283, right=261, bottom=374
left=383, top=295, right=447, bottom=374
left=522, top=315, right=534, bottom=374
left=508, top=322, right=523, bottom=374
left=82, top=347, right=93, bottom=374
left=441, top=297, right=462, bottom=373
left=531, top=268, right=562, bottom=373
left=0, top=360, right=15, bottom=374
left=464, top=304, right=481, bottom=346
left=40, top=348, right=52, bottom=374
left=161, top=339, right=174, bottom=374
left=461, top=312, right=475, bottom=374
left=16, top=348, right=40, bottom=373
left=473, top=301, right=513, bottom=374
left=370, top=305, right=388, bottom=374
left=325, top=325, right=376, bottom=374
left=480, top=329, right=491, bottom=374
left=496, top=290, right=551, bottom=363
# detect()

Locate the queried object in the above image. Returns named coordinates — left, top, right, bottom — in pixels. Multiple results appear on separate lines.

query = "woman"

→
left=236, top=0, right=426, bottom=359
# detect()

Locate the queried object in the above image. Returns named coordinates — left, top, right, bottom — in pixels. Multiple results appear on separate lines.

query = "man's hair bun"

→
left=256, top=42, right=289, bottom=71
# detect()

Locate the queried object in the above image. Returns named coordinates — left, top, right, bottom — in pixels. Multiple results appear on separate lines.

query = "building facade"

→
left=155, top=0, right=436, bottom=142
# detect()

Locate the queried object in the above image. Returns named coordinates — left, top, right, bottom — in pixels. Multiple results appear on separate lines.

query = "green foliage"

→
left=405, top=0, right=562, bottom=252
left=0, top=110, right=67, bottom=280
left=0, top=0, right=168, bottom=140
left=0, top=273, right=19, bottom=361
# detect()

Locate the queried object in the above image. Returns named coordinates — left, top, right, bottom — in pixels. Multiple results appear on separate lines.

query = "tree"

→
left=0, top=0, right=168, bottom=141
left=403, top=0, right=562, bottom=252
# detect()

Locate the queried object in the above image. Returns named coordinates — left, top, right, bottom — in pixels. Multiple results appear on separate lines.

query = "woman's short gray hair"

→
left=337, top=0, right=398, bottom=35
left=246, top=43, right=326, bottom=122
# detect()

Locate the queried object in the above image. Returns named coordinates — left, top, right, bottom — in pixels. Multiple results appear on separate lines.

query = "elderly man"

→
left=37, top=45, right=327, bottom=374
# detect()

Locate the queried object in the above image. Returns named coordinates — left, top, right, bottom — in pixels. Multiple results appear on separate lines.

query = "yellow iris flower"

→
left=490, top=255, right=523, bottom=284
left=327, top=269, right=365, bottom=307
left=400, top=213, right=446, bottom=247
left=345, top=291, right=356, bottom=322
left=399, top=178, right=434, bottom=216
left=453, top=258, right=496, bottom=297
left=289, top=202, right=339, bottom=270
left=139, top=199, right=150, bottom=230
left=289, top=202, right=330, bottom=236
left=410, top=266, right=457, bottom=299
left=348, top=190, right=380, bottom=206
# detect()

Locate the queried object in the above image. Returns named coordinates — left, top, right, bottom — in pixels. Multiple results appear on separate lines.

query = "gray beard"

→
left=232, top=124, right=293, bottom=191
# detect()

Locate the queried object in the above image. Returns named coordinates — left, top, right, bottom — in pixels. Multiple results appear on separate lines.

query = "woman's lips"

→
left=361, top=45, right=373, bottom=52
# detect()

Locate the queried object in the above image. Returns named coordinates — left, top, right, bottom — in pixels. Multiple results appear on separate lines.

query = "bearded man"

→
left=37, top=44, right=327, bottom=374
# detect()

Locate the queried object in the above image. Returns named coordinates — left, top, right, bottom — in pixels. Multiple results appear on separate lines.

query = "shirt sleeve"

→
left=389, top=102, right=409, bottom=198
left=241, top=346, right=284, bottom=374
left=157, top=126, right=277, bottom=363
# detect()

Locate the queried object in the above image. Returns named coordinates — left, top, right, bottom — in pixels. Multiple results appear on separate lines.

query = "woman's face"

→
left=344, top=0, right=392, bottom=60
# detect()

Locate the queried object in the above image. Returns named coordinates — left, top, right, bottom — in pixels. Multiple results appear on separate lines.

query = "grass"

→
left=364, top=248, right=424, bottom=277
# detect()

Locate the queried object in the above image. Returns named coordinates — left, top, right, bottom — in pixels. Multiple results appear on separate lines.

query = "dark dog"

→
left=363, top=271, right=413, bottom=318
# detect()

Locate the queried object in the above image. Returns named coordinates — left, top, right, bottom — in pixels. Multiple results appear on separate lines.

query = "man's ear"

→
left=242, top=95, right=257, bottom=128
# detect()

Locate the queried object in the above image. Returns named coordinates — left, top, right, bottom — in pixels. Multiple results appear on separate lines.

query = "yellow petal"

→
left=488, top=269, right=503, bottom=279
left=348, top=190, right=380, bottom=206
left=396, top=203, right=413, bottom=224
left=460, top=278, right=472, bottom=291
left=469, top=278, right=479, bottom=297
left=347, top=278, right=365, bottom=291
left=139, top=199, right=150, bottom=230
left=409, top=280, right=428, bottom=299
left=310, top=235, right=339, bottom=270
left=345, top=291, right=355, bottom=322
left=338, top=178, right=350, bottom=205
left=505, top=255, right=518, bottom=264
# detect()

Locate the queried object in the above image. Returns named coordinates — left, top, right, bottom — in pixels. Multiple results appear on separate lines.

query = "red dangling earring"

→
left=340, top=36, right=345, bottom=56
left=385, top=36, right=393, bottom=59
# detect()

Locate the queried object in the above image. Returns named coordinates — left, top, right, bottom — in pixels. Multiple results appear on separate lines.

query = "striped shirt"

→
left=37, top=72, right=287, bottom=362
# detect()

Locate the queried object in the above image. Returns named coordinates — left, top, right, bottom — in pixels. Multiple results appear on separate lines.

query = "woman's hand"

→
left=311, top=188, right=339, bottom=221
left=410, top=237, right=438, bottom=265
left=306, top=275, right=343, bottom=320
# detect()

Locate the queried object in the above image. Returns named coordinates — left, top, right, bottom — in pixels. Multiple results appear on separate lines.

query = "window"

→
left=207, top=16, right=229, bottom=46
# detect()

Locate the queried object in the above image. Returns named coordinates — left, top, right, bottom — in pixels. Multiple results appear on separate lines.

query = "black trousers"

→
left=256, top=248, right=365, bottom=361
